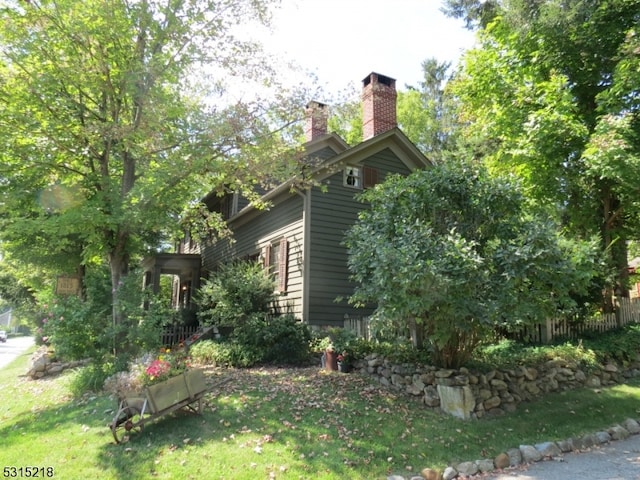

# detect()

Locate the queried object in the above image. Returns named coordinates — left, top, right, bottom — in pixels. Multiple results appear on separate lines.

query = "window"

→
left=344, top=166, right=379, bottom=189
left=263, top=237, right=288, bottom=293
left=344, top=166, right=362, bottom=188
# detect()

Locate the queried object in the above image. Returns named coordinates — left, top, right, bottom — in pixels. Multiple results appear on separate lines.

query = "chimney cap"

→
left=306, top=100, right=327, bottom=109
left=362, top=72, right=396, bottom=87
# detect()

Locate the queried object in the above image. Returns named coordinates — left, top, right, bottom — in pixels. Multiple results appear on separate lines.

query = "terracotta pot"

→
left=324, top=350, right=338, bottom=371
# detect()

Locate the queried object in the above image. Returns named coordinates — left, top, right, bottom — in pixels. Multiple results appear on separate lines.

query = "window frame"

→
left=263, top=237, right=288, bottom=294
left=344, top=166, right=362, bottom=189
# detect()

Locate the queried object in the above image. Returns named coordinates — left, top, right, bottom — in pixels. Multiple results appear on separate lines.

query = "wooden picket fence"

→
left=344, top=297, right=640, bottom=345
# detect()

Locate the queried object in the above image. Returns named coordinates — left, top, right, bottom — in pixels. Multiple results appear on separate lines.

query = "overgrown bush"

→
left=41, top=267, right=175, bottom=362
left=190, top=314, right=311, bottom=367
left=69, top=355, right=127, bottom=396
left=580, top=324, right=640, bottom=364
left=196, top=260, right=276, bottom=327
left=469, top=338, right=599, bottom=371
left=40, top=295, right=108, bottom=361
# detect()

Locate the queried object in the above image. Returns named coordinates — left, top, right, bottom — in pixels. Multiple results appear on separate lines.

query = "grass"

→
left=2, top=349, right=640, bottom=479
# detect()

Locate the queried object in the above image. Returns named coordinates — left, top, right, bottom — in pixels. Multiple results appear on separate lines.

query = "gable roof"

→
left=227, top=127, right=432, bottom=222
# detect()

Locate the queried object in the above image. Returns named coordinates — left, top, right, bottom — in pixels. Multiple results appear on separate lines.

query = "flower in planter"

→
left=104, top=349, right=191, bottom=397
left=142, top=348, right=190, bottom=385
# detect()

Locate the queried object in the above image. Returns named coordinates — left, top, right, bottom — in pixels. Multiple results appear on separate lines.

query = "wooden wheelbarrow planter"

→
left=110, top=369, right=229, bottom=444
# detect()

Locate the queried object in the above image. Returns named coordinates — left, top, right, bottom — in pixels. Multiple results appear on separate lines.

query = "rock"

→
left=524, top=382, right=541, bottom=395
left=48, top=365, right=64, bottom=374
left=595, top=431, right=612, bottom=444
left=573, top=434, right=597, bottom=449
left=506, top=447, right=523, bottom=466
left=437, top=385, right=475, bottom=420
left=407, top=383, right=424, bottom=396
left=608, top=425, right=630, bottom=441
left=455, top=461, right=478, bottom=476
left=424, top=385, right=440, bottom=407
left=523, top=367, right=538, bottom=381
left=556, top=439, right=574, bottom=452
left=476, top=459, right=495, bottom=473
left=442, top=467, right=458, bottom=480
left=435, top=369, right=455, bottom=378
left=478, top=388, right=492, bottom=400
left=420, top=467, right=442, bottom=480
left=623, top=418, right=640, bottom=434
left=31, top=355, right=48, bottom=373
left=494, top=452, right=510, bottom=469
left=368, top=357, right=384, bottom=368
left=535, top=441, right=561, bottom=457
left=387, top=476, right=405, bottom=480
left=519, top=444, right=543, bottom=463
left=586, top=376, right=601, bottom=388
left=604, top=363, right=618, bottom=372
left=483, top=396, right=501, bottom=410
left=490, top=379, right=508, bottom=390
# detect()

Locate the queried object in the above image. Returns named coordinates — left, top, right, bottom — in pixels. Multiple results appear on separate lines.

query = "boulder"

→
left=494, top=452, right=510, bottom=469
left=519, top=445, right=542, bottom=463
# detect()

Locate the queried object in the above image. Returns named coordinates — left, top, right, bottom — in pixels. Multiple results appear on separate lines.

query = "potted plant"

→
left=316, top=335, right=338, bottom=371
left=337, top=352, right=351, bottom=373
left=328, top=327, right=357, bottom=373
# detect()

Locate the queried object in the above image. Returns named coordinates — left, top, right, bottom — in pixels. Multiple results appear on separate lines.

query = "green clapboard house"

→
left=198, top=72, right=431, bottom=328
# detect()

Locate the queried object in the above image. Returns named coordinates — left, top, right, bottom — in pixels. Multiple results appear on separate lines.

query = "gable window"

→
left=344, top=166, right=362, bottom=188
left=263, top=237, right=289, bottom=293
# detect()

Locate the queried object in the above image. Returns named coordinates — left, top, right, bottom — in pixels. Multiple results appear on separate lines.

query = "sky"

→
left=256, top=0, right=477, bottom=95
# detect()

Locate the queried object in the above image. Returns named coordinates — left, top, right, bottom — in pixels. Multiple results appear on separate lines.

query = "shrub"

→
left=39, top=267, right=173, bottom=362
left=470, top=338, right=598, bottom=371
left=190, top=314, right=311, bottom=368
left=189, top=340, right=250, bottom=367
left=580, top=324, right=640, bottom=364
left=69, top=355, right=127, bottom=396
left=40, top=295, right=107, bottom=361
left=232, top=314, right=311, bottom=366
left=196, top=260, right=276, bottom=327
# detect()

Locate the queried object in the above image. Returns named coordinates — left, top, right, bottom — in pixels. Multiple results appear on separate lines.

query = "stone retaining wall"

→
left=27, top=346, right=89, bottom=379
left=354, top=353, right=640, bottom=419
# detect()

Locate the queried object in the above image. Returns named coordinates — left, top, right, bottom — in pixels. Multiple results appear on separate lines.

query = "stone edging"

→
left=386, top=417, right=640, bottom=480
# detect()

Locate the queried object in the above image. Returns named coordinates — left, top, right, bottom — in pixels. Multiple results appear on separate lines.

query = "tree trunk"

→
left=408, top=316, right=424, bottom=348
left=108, top=230, right=130, bottom=354
left=601, top=183, right=627, bottom=312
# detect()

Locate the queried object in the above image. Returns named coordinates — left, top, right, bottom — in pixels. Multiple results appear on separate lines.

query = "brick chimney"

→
left=304, top=101, right=328, bottom=142
left=362, top=72, right=397, bottom=140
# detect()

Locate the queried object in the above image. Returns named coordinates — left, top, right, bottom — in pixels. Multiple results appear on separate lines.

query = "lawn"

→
left=2, top=348, right=640, bottom=479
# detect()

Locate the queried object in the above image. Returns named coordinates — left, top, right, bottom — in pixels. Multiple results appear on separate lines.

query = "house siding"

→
left=201, top=193, right=305, bottom=319
left=307, top=147, right=412, bottom=326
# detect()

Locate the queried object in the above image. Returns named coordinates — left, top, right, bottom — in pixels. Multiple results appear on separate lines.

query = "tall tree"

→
left=345, top=160, right=597, bottom=368
left=399, top=58, right=458, bottom=161
left=448, top=0, right=640, bottom=308
left=0, top=0, right=306, bottom=333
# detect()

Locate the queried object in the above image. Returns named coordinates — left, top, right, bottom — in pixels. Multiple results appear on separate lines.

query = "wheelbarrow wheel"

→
left=111, top=406, right=144, bottom=444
